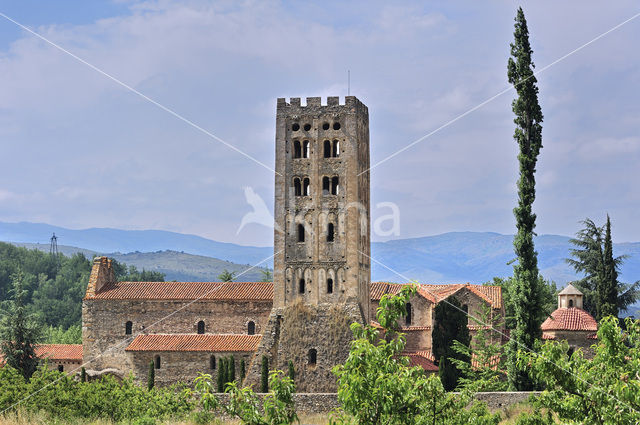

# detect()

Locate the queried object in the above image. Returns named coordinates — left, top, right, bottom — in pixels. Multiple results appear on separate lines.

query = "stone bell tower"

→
left=246, top=96, right=371, bottom=392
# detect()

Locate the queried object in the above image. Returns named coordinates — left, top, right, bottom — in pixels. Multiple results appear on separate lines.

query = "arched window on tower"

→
left=299, top=278, right=306, bottom=294
left=248, top=321, right=256, bottom=335
left=327, top=278, right=333, bottom=294
left=197, top=320, right=205, bottom=334
left=293, top=140, right=301, bottom=158
left=155, top=355, right=161, bottom=369
left=125, top=321, right=132, bottom=335
left=294, top=178, right=301, bottom=196
left=405, top=303, right=412, bottom=326
left=332, top=140, right=340, bottom=157
left=303, top=178, right=310, bottom=196
left=322, top=177, right=330, bottom=195
left=327, top=223, right=335, bottom=242
left=323, top=140, right=331, bottom=158
left=331, top=177, right=339, bottom=195
left=297, top=224, right=305, bottom=242
left=302, top=140, right=310, bottom=158
left=308, top=349, right=317, bottom=366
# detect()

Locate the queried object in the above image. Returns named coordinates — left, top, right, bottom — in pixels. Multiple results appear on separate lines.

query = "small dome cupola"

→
left=558, top=283, right=583, bottom=309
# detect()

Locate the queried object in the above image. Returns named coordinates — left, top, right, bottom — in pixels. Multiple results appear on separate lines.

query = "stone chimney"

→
left=85, top=256, right=115, bottom=298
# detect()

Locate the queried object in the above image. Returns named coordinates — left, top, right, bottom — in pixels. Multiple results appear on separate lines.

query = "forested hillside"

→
left=0, top=242, right=164, bottom=343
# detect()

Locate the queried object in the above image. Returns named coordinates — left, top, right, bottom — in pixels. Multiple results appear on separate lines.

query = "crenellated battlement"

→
left=277, top=96, right=367, bottom=114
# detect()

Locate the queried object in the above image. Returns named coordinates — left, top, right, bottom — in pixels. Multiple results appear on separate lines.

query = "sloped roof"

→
left=369, top=282, right=502, bottom=308
left=541, top=308, right=598, bottom=332
left=86, top=281, right=273, bottom=301
left=0, top=344, right=82, bottom=366
left=559, top=284, right=583, bottom=296
left=402, top=351, right=438, bottom=372
left=125, top=334, right=262, bottom=352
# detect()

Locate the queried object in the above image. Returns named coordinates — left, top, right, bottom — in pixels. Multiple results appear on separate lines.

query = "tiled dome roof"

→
left=541, top=308, right=597, bottom=332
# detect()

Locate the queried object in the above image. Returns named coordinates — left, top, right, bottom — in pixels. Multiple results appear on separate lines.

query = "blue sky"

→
left=0, top=0, right=639, bottom=246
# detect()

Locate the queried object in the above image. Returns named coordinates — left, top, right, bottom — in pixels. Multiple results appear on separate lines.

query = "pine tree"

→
left=240, top=358, right=246, bottom=383
left=431, top=297, right=470, bottom=391
left=81, top=367, right=87, bottom=383
left=260, top=355, right=269, bottom=393
left=0, top=271, right=42, bottom=379
left=600, top=215, right=619, bottom=319
left=216, top=357, right=224, bottom=392
left=147, top=361, right=155, bottom=390
left=505, top=7, right=546, bottom=391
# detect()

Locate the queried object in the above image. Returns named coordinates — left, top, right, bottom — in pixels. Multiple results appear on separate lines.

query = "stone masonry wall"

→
left=245, top=301, right=363, bottom=392
left=130, top=351, right=254, bottom=387
left=82, top=298, right=271, bottom=372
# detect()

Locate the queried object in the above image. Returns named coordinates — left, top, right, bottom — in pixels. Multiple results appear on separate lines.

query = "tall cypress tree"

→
left=260, top=355, right=269, bottom=393
left=229, top=356, right=236, bottom=382
left=217, top=358, right=225, bottom=392
left=600, top=215, right=619, bottom=319
left=147, top=361, right=155, bottom=390
left=506, top=7, right=545, bottom=391
left=431, top=297, right=470, bottom=391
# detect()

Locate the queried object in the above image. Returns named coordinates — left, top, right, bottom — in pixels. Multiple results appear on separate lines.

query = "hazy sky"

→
left=0, top=1, right=639, bottom=246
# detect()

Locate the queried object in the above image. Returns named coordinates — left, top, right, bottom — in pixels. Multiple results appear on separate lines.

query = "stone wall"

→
left=245, top=301, right=363, bottom=392
left=82, top=298, right=271, bottom=372
left=130, top=351, right=254, bottom=386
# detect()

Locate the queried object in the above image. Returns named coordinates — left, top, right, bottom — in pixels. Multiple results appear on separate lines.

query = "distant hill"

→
left=11, top=242, right=269, bottom=282
left=3, top=221, right=639, bottom=287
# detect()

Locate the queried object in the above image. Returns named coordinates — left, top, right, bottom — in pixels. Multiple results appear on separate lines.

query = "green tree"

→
left=506, top=7, right=546, bottom=391
left=486, top=276, right=556, bottom=330
left=81, top=367, right=86, bottom=383
left=518, top=316, right=640, bottom=424
left=240, top=359, right=246, bottom=383
left=0, top=271, right=42, bottom=379
left=432, top=297, right=470, bottom=391
left=260, top=269, right=273, bottom=282
left=332, top=285, right=500, bottom=425
left=229, top=356, right=236, bottom=383
left=147, top=360, right=155, bottom=390
left=217, top=358, right=225, bottom=392
left=218, top=269, right=235, bottom=282
left=451, top=305, right=507, bottom=391
left=261, top=355, right=269, bottom=393
left=567, top=217, right=639, bottom=320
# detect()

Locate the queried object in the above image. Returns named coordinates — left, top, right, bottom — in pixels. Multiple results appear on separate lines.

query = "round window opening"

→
left=303, top=123, right=311, bottom=131
left=333, top=122, right=341, bottom=130
left=292, top=123, right=300, bottom=131
left=322, top=122, right=330, bottom=130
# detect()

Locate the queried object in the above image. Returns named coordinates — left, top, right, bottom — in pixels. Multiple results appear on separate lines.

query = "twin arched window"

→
left=323, top=140, right=340, bottom=158
left=322, top=176, right=339, bottom=195
left=327, top=278, right=333, bottom=294
left=297, top=224, right=305, bottom=242
left=293, top=177, right=310, bottom=196
left=293, top=140, right=310, bottom=159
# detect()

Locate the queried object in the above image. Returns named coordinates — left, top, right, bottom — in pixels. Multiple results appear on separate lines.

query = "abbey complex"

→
left=21, top=97, right=598, bottom=390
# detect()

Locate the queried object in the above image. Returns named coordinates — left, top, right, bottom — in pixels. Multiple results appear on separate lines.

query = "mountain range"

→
left=2, top=221, right=639, bottom=286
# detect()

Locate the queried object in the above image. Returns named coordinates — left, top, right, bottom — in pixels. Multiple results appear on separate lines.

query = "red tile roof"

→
left=542, top=333, right=556, bottom=340
left=404, top=352, right=439, bottom=372
left=0, top=344, right=82, bottom=366
left=37, top=344, right=83, bottom=362
left=85, top=280, right=502, bottom=309
left=87, top=281, right=273, bottom=301
left=371, top=322, right=431, bottom=331
left=125, top=334, right=262, bottom=352
left=541, top=308, right=598, bottom=332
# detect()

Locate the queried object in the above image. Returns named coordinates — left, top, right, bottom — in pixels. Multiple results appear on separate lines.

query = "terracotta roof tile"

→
left=401, top=351, right=438, bottom=372
left=542, top=333, right=556, bottom=340
left=125, top=334, right=262, bottom=352
left=87, top=281, right=273, bottom=301
left=541, top=308, right=598, bottom=332
left=37, top=344, right=83, bottom=362
left=370, top=322, right=431, bottom=331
